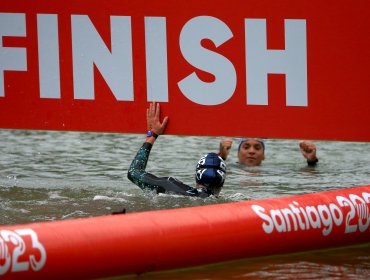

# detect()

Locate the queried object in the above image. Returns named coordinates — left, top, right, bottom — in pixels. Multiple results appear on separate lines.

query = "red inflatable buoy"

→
left=0, top=185, right=369, bottom=279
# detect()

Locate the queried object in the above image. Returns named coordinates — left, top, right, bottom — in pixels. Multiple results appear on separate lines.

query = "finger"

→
left=162, top=116, right=169, bottom=126
left=155, top=103, right=160, bottom=119
left=301, top=143, right=309, bottom=150
left=161, top=116, right=169, bottom=131
left=150, top=102, right=155, bottom=115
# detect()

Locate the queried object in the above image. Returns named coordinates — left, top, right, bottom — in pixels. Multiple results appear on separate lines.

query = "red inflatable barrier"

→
left=0, top=185, right=369, bottom=279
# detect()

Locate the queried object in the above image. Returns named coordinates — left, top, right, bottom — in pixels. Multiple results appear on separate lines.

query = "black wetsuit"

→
left=307, top=158, right=319, bottom=167
left=127, top=142, right=210, bottom=198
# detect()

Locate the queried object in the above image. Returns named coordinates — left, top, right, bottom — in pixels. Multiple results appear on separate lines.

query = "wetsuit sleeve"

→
left=127, top=142, right=157, bottom=191
left=307, top=158, right=319, bottom=167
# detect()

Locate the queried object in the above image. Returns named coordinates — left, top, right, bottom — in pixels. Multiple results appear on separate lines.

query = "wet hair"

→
left=195, top=153, right=226, bottom=192
left=238, top=138, right=265, bottom=152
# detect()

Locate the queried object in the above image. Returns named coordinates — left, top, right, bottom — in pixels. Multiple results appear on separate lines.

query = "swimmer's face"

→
left=238, top=139, right=265, bottom=166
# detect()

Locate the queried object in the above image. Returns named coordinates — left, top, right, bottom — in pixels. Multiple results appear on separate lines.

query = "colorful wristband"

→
left=146, top=130, right=158, bottom=139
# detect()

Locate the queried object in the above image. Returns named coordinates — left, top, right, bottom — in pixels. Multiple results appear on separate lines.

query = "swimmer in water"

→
left=127, top=102, right=226, bottom=198
left=218, top=138, right=318, bottom=167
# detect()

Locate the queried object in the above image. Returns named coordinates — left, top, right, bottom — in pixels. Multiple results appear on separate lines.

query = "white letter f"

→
left=0, top=13, right=27, bottom=97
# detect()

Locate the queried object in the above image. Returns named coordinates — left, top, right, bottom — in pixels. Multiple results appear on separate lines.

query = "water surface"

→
left=0, top=129, right=369, bottom=279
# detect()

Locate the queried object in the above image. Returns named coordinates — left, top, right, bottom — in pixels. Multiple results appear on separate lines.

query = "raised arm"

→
left=127, top=102, right=168, bottom=190
left=218, top=139, right=233, bottom=160
left=299, top=140, right=318, bottom=166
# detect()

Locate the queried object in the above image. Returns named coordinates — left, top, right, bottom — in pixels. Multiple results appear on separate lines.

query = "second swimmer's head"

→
left=195, top=153, right=226, bottom=196
left=237, top=138, right=265, bottom=166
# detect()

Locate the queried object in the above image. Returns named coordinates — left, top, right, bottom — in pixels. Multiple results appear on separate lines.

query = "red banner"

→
left=0, top=0, right=369, bottom=141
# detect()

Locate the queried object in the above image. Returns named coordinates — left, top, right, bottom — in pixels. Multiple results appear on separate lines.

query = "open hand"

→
left=146, top=102, right=168, bottom=135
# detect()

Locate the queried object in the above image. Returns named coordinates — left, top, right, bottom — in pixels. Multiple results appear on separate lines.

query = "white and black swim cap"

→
left=195, top=153, right=226, bottom=190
